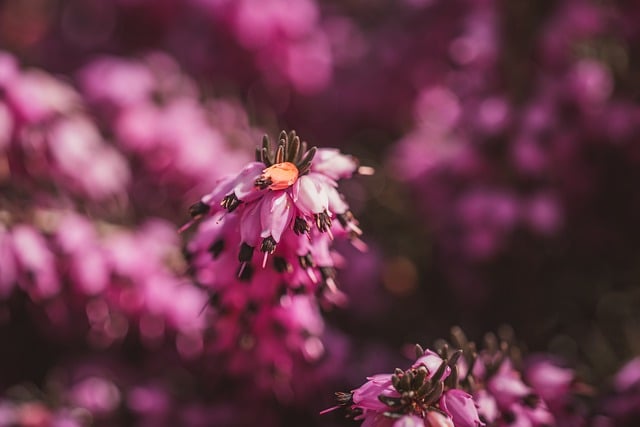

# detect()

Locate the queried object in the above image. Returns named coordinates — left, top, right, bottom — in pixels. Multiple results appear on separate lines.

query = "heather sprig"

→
left=183, top=131, right=371, bottom=389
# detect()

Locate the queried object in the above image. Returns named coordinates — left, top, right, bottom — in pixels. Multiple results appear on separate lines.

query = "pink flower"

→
left=0, top=225, right=17, bottom=297
left=425, top=411, right=454, bottom=427
left=413, top=350, right=451, bottom=381
left=68, top=377, right=120, bottom=414
left=440, top=389, right=484, bottom=427
left=525, top=357, right=574, bottom=404
left=11, top=225, right=60, bottom=299
left=190, top=130, right=366, bottom=291
left=352, top=374, right=397, bottom=412
left=473, top=390, right=499, bottom=424
left=487, top=367, right=532, bottom=409
left=613, top=357, right=640, bottom=393
left=394, top=415, right=427, bottom=427
left=183, top=132, right=367, bottom=385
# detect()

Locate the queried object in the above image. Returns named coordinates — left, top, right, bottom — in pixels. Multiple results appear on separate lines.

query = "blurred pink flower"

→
left=440, top=389, right=484, bottom=427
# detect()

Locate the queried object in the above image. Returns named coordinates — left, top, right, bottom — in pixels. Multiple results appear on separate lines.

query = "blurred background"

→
left=2, top=0, right=640, bottom=425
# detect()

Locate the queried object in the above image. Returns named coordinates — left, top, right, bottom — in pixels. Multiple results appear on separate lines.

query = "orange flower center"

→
left=260, top=162, right=299, bottom=190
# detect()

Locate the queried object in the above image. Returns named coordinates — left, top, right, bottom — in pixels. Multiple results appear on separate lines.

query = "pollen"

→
left=257, top=162, right=299, bottom=190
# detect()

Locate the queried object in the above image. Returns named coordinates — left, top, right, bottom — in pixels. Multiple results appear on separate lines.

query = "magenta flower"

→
left=326, top=345, right=459, bottom=427
left=440, top=389, right=484, bottom=427
left=394, top=414, right=428, bottom=427
left=486, top=366, right=532, bottom=409
left=352, top=374, right=397, bottom=412
left=330, top=330, right=566, bottom=427
left=189, top=130, right=367, bottom=292
left=473, top=391, right=498, bottom=424
left=0, top=51, right=130, bottom=201
left=183, top=131, right=370, bottom=390
left=413, top=350, right=452, bottom=381
left=424, top=411, right=454, bottom=427
left=525, top=357, right=574, bottom=404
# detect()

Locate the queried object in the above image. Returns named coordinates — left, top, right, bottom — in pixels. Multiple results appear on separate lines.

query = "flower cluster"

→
left=0, top=51, right=130, bottom=201
left=328, top=327, right=591, bottom=427
left=0, top=211, right=208, bottom=352
left=77, top=52, right=259, bottom=216
left=328, top=345, right=483, bottom=427
left=450, top=328, right=555, bottom=427
left=184, top=131, right=370, bottom=388
left=600, top=357, right=640, bottom=426
left=187, top=130, right=369, bottom=296
left=0, top=357, right=285, bottom=427
left=388, top=0, right=640, bottom=307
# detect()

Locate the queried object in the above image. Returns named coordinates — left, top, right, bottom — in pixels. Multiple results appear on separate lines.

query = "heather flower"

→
left=10, top=224, right=60, bottom=300
left=601, top=356, right=640, bottom=424
left=0, top=211, right=209, bottom=354
left=486, top=364, right=533, bottom=409
left=0, top=51, right=130, bottom=201
left=188, top=130, right=368, bottom=292
left=525, top=357, right=574, bottom=404
left=326, top=345, right=465, bottom=427
left=183, top=130, right=371, bottom=388
left=613, top=357, right=640, bottom=394
left=191, top=0, right=334, bottom=93
left=447, top=328, right=557, bottom=427
left=425, top=411, right=455, bottom=427
left=440, top=389, right=483, bottom=427
left=330, top=328, right=564, bottom=427
left=395, top=414, right=428, bottom=427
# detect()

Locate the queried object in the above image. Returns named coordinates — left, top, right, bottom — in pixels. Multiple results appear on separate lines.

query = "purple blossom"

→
left=352, top=374, right=397, bottom=412
left=189, top=130, right=366, bottom=294
left=424, top=411, right=454, bottom=427
left=525, top=357, right=574, bottom=404
left=327, top=345, right=458, bottom=427
left=440, top=389, right=484, bottom=427
left=181, top=132, right=370, bottom=389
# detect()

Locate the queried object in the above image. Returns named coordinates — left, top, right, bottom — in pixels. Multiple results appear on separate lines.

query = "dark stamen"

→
left=246, top=300, right=259, bottom=314
left=336, top=212, right=353, bottom=228
left=293, top=217, right=310, bottom=235
left=208, top=239, right=225, bottom=259
left=182, top=247, right=193, bottom=263
left=188, top=201, right=210, bottom=218
left=522, top=393, right=540, bottom=408
left=238, top=243, right=254, bottom=263
left=298, top=253, right=315, bottom=269
left=260, top=236, right=277, bottom=253
left=315, top=211, right=332, bottom=232
left=254, top=176, right=273, bottom=190
left=292, top=285, right=307, bottom=295
left=221, top=193, right=241, bottom=212
left=273, top=256, right=292, bottom=273
left=238, top=263, right=254, bottom=282
left=208, top=292, right=220, bottom=307
left=336, top=392, right=353, bottom=405
left=319, top=266, right=336, bottom=281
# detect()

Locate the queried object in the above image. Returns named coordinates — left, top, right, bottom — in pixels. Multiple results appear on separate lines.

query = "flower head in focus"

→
left=186, top=130, right=370, bottom=295
left=183, top=130, right=371, bottom=392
